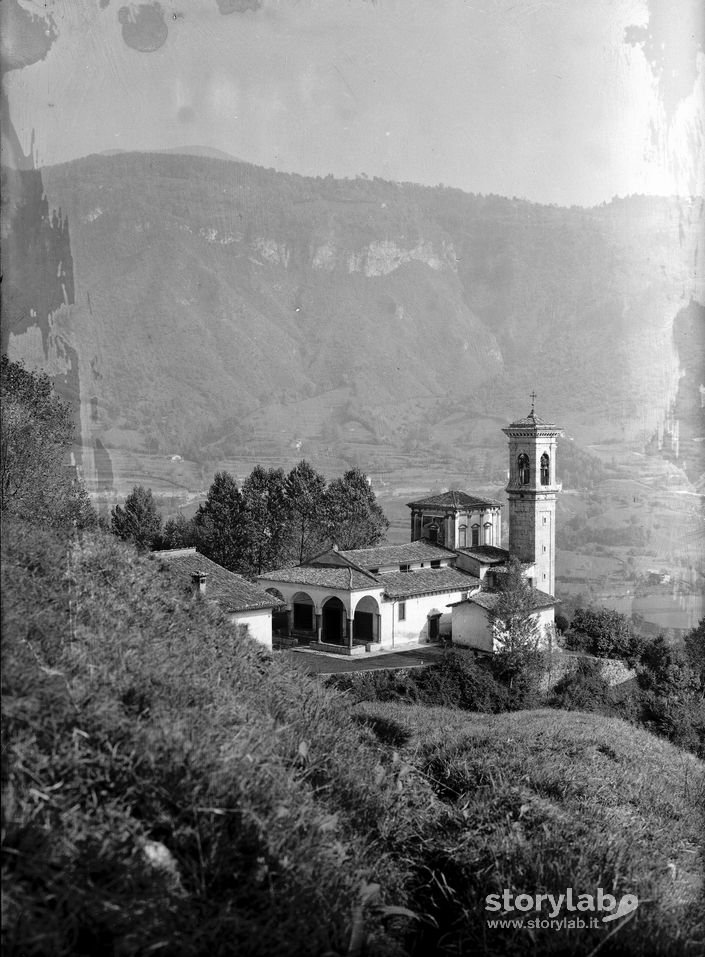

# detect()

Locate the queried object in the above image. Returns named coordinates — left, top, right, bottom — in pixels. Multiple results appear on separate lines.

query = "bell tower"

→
left=502, top=397, right=563, bottom=595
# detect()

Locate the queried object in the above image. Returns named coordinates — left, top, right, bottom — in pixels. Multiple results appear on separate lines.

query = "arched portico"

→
left=291, top=591, right=316, bottom=637
left=353, top=595, right=381, bottom=644
left=322, top=596, right=347, bottom=645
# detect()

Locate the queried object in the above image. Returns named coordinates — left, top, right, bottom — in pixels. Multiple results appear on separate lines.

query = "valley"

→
left=3, top=151, right=703, bottom=637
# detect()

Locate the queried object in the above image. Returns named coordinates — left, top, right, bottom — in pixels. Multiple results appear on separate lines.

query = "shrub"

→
left=550, top=658, right=613, bottom=714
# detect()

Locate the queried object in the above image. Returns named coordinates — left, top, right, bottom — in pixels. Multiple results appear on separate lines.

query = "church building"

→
left=259, top=405, right=562, bottom=655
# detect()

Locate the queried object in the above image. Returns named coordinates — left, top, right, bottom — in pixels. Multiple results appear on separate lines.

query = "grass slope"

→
left=352, top=700, right=705, bottom=955
left=3, top=519, right=703, bottom=955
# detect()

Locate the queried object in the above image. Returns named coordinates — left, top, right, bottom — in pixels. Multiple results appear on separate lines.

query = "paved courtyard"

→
left=281, top=643, right=446, bottom=675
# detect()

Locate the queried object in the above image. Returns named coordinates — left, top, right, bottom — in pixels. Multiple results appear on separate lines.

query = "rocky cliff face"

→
left=2, top=152, right=700, bottom=490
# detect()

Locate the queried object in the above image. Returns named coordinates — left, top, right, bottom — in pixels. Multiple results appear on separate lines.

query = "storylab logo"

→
left=485, top=888, right=639, bottom=931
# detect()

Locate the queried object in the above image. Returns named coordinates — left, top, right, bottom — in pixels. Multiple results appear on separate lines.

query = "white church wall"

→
left=380, top=590, right=464, bottom=646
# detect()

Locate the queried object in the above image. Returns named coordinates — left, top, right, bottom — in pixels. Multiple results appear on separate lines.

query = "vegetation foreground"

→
left=3, top=519, right=704, bottom=956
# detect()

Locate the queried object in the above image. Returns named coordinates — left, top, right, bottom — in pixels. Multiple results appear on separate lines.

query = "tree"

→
left=684, top=619, right=705, bottom=688
left=324, top=468, right=389, bottom=549
left=567, top=607, right=643, bottom=661
left=284, top=461, right=328, bottom=564
left=1, top=355, right=95, bottom=529
left=193, top=471, right=251, bottom=572
left=488, top=558, right=544, bottom=703
left=111, top=486, right=162, bottom=551
left=160, top=513, right=197, bottom=550
left=241, top=466, right=289, bottom=575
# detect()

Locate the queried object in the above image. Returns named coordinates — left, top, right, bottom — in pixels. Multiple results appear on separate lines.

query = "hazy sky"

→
left=2, top=0, right=703, bottom=205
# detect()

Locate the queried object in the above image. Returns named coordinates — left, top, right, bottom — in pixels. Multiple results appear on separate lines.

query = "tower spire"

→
left=530, top=391, right=537, bottom=415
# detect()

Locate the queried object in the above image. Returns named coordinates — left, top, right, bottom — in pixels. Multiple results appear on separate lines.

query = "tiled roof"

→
left=379, top=567, right=475, bottom=599
left=406, top=490, right=501, bottom=509
left=259, top=565, right=377, bottom=591
left=457, top=545, right=510, bottom=564
left=343, top=541, right=454, bottom=567
left=153, top=548, right=283, bottom=612
left=466, top=588, right=558, bottom=612
left=504, top=410, right=561, bottom=431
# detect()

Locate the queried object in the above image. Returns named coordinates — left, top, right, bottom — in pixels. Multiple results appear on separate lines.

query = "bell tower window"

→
left=540, top=453, right=550, bottom=485
left=518, top=453, right=530, bottom=485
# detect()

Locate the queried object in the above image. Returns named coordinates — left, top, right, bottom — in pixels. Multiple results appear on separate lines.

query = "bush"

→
left=550, top=658, right=613, bottom=714
left=329, top=650, right=509, bottom=713
left=564, top=606, right=645, bottom=662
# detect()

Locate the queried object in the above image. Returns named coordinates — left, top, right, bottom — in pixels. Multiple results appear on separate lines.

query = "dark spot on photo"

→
left=118, top=2, right=168, bottom=53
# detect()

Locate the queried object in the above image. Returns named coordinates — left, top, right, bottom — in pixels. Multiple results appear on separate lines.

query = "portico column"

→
left=347, top=617, right=354, bottom=650
left=287, top=608, right=294, bottom=636
left=315, top=612, right=322, bottom=643
left=375, top=613, right=381, bottom=643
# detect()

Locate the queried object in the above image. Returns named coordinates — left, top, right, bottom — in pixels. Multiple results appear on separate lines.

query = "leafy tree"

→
left=566, top=607, right=643, bottom=661
left=636, top=635, right=705, bottom=756
left=324, top=468, right=389, bottom=549
left=284, top=460, right=328, bottom=564
left=111, top=485, right=162, bottom=551
left=488, top=557, right=544, bottom=703
left=241, top=466, right=290, bottom=575
left=684, top=618, right=705, bottom=687
left=193, top=471, right=251, bottom=572
left=1, top=355, right=95, bottom=529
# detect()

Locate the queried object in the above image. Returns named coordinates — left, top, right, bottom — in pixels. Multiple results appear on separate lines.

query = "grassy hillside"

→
left=352, top=701, right=705, bottom=955
left=3, top=153, right=701, bottom=493
left=3, top=516, right=703, bottom=955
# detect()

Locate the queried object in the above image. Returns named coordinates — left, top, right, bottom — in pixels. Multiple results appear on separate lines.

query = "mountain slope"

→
left=2, top=152, right=702, bottom=490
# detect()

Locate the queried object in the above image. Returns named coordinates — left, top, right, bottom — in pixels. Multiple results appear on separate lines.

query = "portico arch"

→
left=353, top=595, right=381, bottom=643
left=322, top=596, right=346, bottom=645
left=291, top=591, right=315, bottom=635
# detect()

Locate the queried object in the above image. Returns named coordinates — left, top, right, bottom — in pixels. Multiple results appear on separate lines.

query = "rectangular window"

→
left=400, top=564, right=411, bottom=573
left=431, top=560, right=441, bottom=569
left=398, top=601, right=406, bottom=621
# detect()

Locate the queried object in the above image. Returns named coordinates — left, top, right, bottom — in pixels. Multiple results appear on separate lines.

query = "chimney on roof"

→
left=191, top=571, right=207, bottom=597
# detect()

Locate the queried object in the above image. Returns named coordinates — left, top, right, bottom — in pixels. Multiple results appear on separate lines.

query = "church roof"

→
left=460, top=588, right=558, bottom=611
left=154, top=548, right=283, bottom=612
left=406, top=490, right=501, bottom=510
left=259, top=565, right=375, bottom=590
left=343, top=541, right=454, bottom=568
left=456, top=545, right=510, bottom=564
left=504, top=409, right=562, bottom=432
left=379, top=566, right=475, bottom=599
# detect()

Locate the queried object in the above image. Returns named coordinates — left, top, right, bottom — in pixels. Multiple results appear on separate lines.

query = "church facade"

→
left=259, top=406, right=562, bottom=655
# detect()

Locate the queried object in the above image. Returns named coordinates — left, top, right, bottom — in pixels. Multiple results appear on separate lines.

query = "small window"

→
left=398, top=601, right=406, bottom=621
left=540, top=453, right=550, bottom=485
left=518, top=453, right=530, bottom=485
left=543, top=545, right=547, bottom=552
left=471, top=524, right=480, bottom=546
left=542, top=516, right=547, bottom=526
left=400, top=564, right=410, bottom=573
left=431, top=559, right=441, bottom=569
left=369, top=567, right=379, bottom=574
